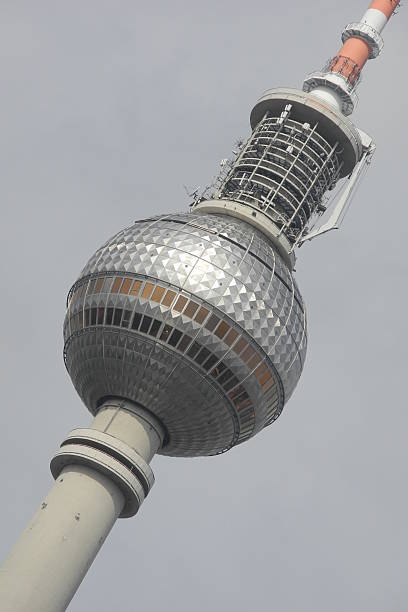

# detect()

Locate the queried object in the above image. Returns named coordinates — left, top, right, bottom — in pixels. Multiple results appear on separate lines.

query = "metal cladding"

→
left=64, top=213, right=307, bottom=457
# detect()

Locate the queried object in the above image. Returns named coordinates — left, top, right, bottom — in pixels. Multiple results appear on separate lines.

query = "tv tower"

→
left=0, top=1, right=401, bottom=610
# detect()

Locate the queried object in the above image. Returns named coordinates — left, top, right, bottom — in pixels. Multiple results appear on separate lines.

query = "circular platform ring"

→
left=50, top=443, right=146, bottom=518
left=342, top=22, right=384, bottom=59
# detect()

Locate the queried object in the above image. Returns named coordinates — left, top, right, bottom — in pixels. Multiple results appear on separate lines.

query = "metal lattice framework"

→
left=216, top=104, right=343, bottom=245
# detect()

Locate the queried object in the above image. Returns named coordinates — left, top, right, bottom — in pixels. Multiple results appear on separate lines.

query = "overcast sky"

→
left=0, top=1, right=407, bottom=610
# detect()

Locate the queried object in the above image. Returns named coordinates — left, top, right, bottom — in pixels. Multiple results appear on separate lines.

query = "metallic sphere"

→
left=63, top=212, right=307, bottom=457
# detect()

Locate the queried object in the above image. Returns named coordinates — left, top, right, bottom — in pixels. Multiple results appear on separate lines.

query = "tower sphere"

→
left=64, top=212, right=307, bottom=457
left=0, top=3, right=402, bottom=610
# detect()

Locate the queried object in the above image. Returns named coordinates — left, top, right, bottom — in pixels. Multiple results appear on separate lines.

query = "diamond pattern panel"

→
left=67, top=212, right=307, bottom=455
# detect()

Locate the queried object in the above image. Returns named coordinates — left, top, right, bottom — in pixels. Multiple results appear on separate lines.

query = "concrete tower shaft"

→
left=0, top=399, right=164, bottom=612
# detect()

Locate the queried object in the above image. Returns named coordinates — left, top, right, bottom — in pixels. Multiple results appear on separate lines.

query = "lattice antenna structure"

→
left=195, top=1, right=398, bottom=262
left=0, top=2, right=401, bottom=611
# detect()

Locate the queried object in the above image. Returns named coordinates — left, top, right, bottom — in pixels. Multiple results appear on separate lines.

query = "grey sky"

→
left=0, top=1, right=406, bottom=610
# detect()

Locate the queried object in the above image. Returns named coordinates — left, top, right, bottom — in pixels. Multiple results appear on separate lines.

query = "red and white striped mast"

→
left=305, top=0, right=401, bottom=115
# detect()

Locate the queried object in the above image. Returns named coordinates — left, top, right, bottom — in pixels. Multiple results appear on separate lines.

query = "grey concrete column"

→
left=0, top=465, right=124, bottom=612
left=0, top=398, right=165, bottom=612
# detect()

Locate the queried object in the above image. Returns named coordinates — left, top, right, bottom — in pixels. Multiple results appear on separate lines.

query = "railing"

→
left=325, top=55, right=362, bottom=88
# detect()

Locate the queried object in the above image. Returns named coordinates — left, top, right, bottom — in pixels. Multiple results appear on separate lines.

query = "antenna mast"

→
left=304, top=0, right=401, bottom=115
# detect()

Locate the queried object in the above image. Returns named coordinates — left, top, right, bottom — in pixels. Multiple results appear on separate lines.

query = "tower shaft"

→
left=0, top=400, right=164, bottom=612
left=0, top=466, right=124, bottom=612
